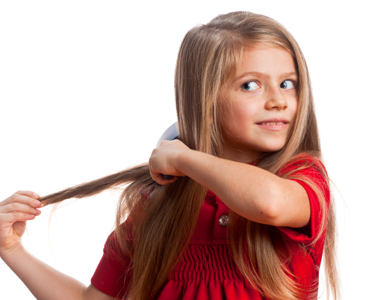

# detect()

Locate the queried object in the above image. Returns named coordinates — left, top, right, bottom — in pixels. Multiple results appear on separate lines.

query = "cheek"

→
left=221, top=105, right=252, bottom=136
left=290, top=99, right=298, bottom=119
left=230, top=102, right=259, bottom=122
left=285, top=94, right=298, bottom=118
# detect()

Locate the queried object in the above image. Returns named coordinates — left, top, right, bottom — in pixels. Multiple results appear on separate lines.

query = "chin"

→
left=257, top=141, right=286, bottom=153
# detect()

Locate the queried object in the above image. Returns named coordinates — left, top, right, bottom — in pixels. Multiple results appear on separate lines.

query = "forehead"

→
left=234, top=46, right=297, bottom=79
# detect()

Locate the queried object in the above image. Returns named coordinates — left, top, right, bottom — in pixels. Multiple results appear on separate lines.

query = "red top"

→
left=91, top=155, right=330, bottom=299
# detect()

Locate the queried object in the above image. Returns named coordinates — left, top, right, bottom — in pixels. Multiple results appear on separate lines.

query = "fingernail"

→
left=33, top=193, right=40, bottom=199
left=35, top=201, right=41, bottom=207
left=36, top=209, right=41, bottom=215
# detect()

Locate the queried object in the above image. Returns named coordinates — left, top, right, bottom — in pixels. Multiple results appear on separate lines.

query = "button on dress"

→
left=91, top=155, right=330, bottom=299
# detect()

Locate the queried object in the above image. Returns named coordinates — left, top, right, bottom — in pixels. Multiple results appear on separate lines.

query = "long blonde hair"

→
left=40, top=11, right=339, bottom=300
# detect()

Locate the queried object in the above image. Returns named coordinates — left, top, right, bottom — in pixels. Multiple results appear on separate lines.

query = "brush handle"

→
left=156, top=122, right=179, bottom=181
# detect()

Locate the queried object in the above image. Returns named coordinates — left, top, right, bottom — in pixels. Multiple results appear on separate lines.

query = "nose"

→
left=264, top=87, right=288, bottom=111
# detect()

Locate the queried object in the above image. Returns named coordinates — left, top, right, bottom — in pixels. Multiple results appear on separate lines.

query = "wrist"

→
left=0, top=242, right=24, bottom=262
left=175, top=149, right=194, bottom=176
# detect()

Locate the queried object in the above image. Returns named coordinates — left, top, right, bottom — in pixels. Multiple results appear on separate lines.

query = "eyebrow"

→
left=234, top=71, right=298, bottom=82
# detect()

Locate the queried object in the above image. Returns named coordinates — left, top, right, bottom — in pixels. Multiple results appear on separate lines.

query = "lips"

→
left=258, top=121, right=287, bottom=125
left=256, top=118, right=289, bottom=125
left=256, top=118, right=289, bottom=131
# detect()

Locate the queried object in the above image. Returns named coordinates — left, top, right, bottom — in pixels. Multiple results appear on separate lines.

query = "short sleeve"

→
left=276, top=155, right=330, bottom=246
left=91, top=222, right=132, bottom=299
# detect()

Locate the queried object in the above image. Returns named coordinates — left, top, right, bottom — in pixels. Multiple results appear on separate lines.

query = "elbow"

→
left=262, top=203, right=281, bottom=226
left=260, top=191, right=284, bottom=227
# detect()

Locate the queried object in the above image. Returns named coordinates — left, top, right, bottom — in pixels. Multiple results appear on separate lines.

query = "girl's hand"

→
left=149, top=139, right=191, bottom=185
left=0, top=191, right=42, bottom=255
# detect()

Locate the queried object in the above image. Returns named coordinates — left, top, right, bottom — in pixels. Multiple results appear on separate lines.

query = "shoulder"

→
left=275, top=153, right=330, bottom=249
left=278, top=153, right=327, bottom=177
left=277, top=153, right=329, bottom=193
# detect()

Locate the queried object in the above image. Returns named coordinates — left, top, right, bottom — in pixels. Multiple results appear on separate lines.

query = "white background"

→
left=0, top=1, right=381, bottom=299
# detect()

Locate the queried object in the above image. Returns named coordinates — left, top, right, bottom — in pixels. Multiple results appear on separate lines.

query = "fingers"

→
left=1, top=200, right=41, bottom=215
left=14, top=190, right=40, bottom=200
left=0, top=191, right=42, bottom=223
left=151, top=172, right=178, bottom=185
left=1, top=191, right=41, bottom=208
left=0, top=211, right=37, bottom=224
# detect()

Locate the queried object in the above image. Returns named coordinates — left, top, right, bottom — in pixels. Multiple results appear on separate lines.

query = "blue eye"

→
left=280, top=80, right=294, bottom=89
left=241, top=81, right=260, bottom=91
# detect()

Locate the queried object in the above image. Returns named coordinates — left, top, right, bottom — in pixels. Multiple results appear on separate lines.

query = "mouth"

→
left=256, top=120, right=289, bottom=131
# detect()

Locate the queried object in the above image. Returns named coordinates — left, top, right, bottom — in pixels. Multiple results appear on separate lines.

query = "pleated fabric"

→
left=160, top=244, right=263, bottom=300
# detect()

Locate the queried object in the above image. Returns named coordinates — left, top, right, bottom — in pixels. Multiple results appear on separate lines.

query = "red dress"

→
left=91, top=155, right=330, bottom=299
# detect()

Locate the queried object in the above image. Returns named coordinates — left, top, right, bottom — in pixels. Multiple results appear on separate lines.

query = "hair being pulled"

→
left=40, top=11, right=339, bottom=300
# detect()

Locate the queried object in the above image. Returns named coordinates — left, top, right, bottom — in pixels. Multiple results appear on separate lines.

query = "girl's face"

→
left=219, top=46, right=298, bottom=163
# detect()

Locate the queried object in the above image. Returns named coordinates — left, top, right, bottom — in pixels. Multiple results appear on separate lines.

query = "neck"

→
left=219, top=145, right=261, bottom=164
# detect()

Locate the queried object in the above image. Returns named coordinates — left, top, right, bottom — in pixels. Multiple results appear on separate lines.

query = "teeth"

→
left=261, top=122, right=285, bottom=125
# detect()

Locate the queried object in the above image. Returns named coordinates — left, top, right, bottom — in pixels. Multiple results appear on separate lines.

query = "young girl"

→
left=0, top=11, right=339, bottom=300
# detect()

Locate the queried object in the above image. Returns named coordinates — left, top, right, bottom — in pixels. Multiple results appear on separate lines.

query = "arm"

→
left=0, top=191, right=116, bottom=300
left=149, top=141, right=310, bottom=228
left=1, top=244, right=84, bottom=300
left=178, top=150, right=310, bottom=228
left=1, top=245, right=116, bottom=300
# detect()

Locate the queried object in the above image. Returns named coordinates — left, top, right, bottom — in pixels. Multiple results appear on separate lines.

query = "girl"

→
left=0, top=11, right=339, bottom=300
